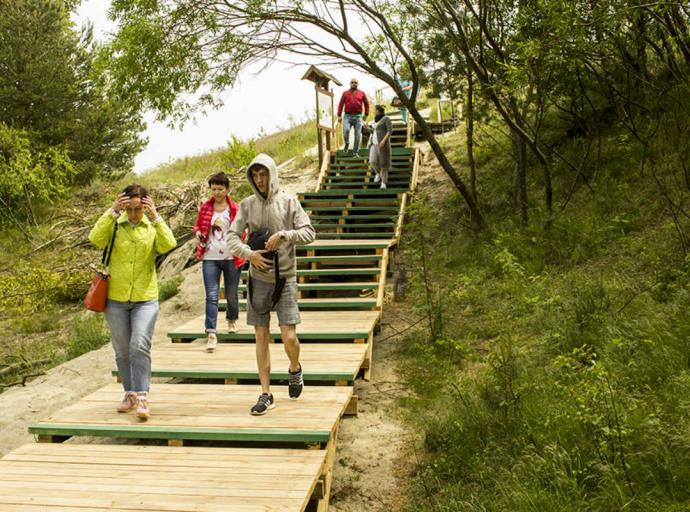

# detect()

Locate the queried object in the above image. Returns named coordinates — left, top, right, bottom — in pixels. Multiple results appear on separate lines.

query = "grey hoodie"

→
left=227, top=153, right=316, bottom=283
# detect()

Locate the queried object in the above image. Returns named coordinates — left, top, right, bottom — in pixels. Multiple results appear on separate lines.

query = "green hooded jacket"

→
left=88, top=210, right=177, bottom=302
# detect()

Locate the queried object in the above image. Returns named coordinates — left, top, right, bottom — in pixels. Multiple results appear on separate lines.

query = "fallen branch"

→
left=30, top=226, right=91, bottom=254
left=0, top=371, right=46, bottom=391
left=0, top=358, right=51, bottom=377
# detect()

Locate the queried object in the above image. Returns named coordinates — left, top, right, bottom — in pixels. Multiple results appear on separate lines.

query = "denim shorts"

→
left=246, top=278, right=301, bottom=327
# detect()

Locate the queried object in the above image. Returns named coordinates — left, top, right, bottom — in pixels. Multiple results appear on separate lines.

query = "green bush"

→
left=397, top=123, right=690, bottom=511
left=159, top=274, right=184, bottom=301
left=66, top=311, right=110, bottom=360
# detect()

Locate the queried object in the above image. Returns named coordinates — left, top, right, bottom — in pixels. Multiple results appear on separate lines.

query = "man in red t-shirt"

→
left=337, top=78, right=369, bottom=156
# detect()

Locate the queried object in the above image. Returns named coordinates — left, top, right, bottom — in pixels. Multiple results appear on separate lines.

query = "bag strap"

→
left=101, top=221, right=119, bottom=268
left=270, top=253, right=285, bottom=308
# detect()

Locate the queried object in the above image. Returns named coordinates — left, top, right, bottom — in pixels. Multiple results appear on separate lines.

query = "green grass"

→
left=396, top=119, right=690, bottom=511
left=66, top=311, right=110, bottom=360
left=139, top=119, right=316, bottom=185
left=158, top=274, right=184, bottom=301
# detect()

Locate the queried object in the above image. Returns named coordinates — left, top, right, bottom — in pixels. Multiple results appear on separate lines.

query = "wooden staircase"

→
left=6, top=131, right=422, bottom=512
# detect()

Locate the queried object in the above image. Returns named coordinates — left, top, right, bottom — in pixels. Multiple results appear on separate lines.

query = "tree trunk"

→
left=511, top=129, right=528, bottom=225
left=408, top=105, right=486, bottom=228
left=465, top=68, right=478, bottom=203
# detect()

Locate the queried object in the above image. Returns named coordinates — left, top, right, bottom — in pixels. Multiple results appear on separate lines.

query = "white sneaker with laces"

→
left=227, top=320, right=238, bottom=333
left=206, top=333, right=218, bottom=352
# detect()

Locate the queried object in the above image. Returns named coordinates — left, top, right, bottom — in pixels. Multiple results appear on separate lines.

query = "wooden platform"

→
left=114, top=342, right=370, bottom=383
left=29, top=383, right=353, bottom=444
left=167, top=310, right=379, bottom=343
left=225, top=297, right=378, bottom=310
left=0, top=443, right=328, bottom=511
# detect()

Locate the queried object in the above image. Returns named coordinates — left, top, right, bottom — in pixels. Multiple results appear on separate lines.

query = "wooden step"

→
left=301, top=200, right=400, bottom=208
left=316, top=233, right=394, bottom=239
left=297, top=239, right=391, bottom=251
left=322, top=183, right=409, bottom=189
left=229, top=282, right=379, bottom=293
left=241, top=268, right=381, bottom=278
left=29, top=383, right=353, bottom=444
left=300, top=189, right=407, bottom=198
left=304, top=206, right=400, bottom=212
left=313, top=223, right=395, bottom=229
left=0, top=444, right=328, bottom=512
left=226, top=297, right=377, bottom=311
left=120, top=342, right=369, bottom=383
left=168, top=310, right=380, bottom=342
left=310, top=215, right=397, bottom=221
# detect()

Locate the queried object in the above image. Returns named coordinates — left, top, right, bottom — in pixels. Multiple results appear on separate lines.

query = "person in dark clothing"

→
left=337, top=78, right=369, bottom=157
left=367, top=105, right=393, bottom=189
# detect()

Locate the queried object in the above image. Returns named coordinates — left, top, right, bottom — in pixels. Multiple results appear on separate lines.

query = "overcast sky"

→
left=73, top=1, right=388, bottom=174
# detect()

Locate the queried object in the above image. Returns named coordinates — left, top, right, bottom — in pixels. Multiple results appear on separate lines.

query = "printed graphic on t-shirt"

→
left=204, top=208, right=232, bottom=260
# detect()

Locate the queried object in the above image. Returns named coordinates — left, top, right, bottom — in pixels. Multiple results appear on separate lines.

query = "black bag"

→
left=246, top=228, right=285, bottom=314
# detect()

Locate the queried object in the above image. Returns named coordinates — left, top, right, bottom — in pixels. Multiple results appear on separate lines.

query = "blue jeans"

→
left=202, top=259, right=241, bottom=333
left=343, top=114, right=363, bottom=154
left=105, top=299, right=159, bottom=393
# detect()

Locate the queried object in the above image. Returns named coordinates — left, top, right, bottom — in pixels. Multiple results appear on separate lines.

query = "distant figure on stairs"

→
left=337, top=77, right=369, bottom=157
left=193, top=172, right=246, bottom=353
left=88, top=184, right=177, bottom=420
left=226, top=153, right=316, bottom=416
left=367, top=105, right=393, bottom=189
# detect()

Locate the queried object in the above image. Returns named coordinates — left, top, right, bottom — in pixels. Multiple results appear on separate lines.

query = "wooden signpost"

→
left=302, top=65, right=342, bottom=165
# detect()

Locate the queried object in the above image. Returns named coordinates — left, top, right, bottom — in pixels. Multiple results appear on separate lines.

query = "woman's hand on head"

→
left=141, top=196, right=158, bottom=218
left=112, top=193, right=130, bottom=213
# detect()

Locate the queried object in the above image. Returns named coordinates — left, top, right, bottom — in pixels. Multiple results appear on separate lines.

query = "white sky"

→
left=72, top=0, right=388, bottom=174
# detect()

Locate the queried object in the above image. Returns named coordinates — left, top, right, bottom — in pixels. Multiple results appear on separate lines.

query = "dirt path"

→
left=0, top=154, right=416, bottom=511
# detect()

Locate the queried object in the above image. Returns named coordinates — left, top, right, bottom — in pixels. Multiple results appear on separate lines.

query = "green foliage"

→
left=222, top=135, right=257, bottom=171
left=0, top=124, right=76, bottom=221
left=398, top=123, right=690, bottom=510
left=66, top=311, right=110, bottom=360
left=0, top=0, right=144, bottom=184
left=158, top=274, right=184, bottom=302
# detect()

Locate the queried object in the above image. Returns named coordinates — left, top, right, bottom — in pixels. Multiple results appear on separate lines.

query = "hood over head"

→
left=246, top=153, right=279, bottom=201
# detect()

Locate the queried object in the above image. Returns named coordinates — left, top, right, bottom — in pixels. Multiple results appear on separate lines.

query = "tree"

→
left=0, top=0, right=145, bottom=182
left=107, top=0, right=486, bottom=227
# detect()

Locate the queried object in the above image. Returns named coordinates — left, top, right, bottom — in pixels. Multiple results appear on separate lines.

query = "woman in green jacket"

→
left=88, top=184, right=177, bottom=419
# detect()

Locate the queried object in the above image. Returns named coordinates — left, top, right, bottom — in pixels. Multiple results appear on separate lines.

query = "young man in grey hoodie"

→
left=227, top=153, right=316, bottom=415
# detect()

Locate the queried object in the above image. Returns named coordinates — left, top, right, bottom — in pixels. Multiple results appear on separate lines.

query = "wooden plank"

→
left=298, top=239, right=391, bottom=249
left=167, top=310, right=379, bottom=342
left=315, top=233, right=394, bottom=239
left=113, top=342, right=368, bottom=382
left=0, top=444, right=326, bottom=512
left=228, top=297, right=377, bottom=310
left=299, top=188, right=407, bottom=197
left=29, top=383, right=353, bottom=444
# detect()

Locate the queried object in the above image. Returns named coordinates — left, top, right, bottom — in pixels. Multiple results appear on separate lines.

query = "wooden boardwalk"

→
left=0, top=444, right=330, bottom=511
left=114, top=342, right=370, bottom=384
left=18, top=139, right=421, bottom=510
left=167, top=310, right=379, bottom=342
left=29, top=383, right=353, bottom=445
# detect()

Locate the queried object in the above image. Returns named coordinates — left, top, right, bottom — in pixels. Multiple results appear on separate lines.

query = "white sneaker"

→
left=374, top=173, right=381, bottom=183
left=206, top=333, right=217, bottom=352
left=227, top=320, right=238, bottom=333
left=380, top=182, right=387, bottom=189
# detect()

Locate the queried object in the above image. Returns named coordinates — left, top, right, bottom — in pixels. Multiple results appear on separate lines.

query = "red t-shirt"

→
left=337, top=89, right=369, bottom=117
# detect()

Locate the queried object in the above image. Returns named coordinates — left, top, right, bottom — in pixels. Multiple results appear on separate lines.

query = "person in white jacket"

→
left=227, top=153, right=316, bottom=415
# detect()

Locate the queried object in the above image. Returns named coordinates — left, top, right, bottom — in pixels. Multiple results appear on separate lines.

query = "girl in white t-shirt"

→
left=193, top=173, right=245, bottom=352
